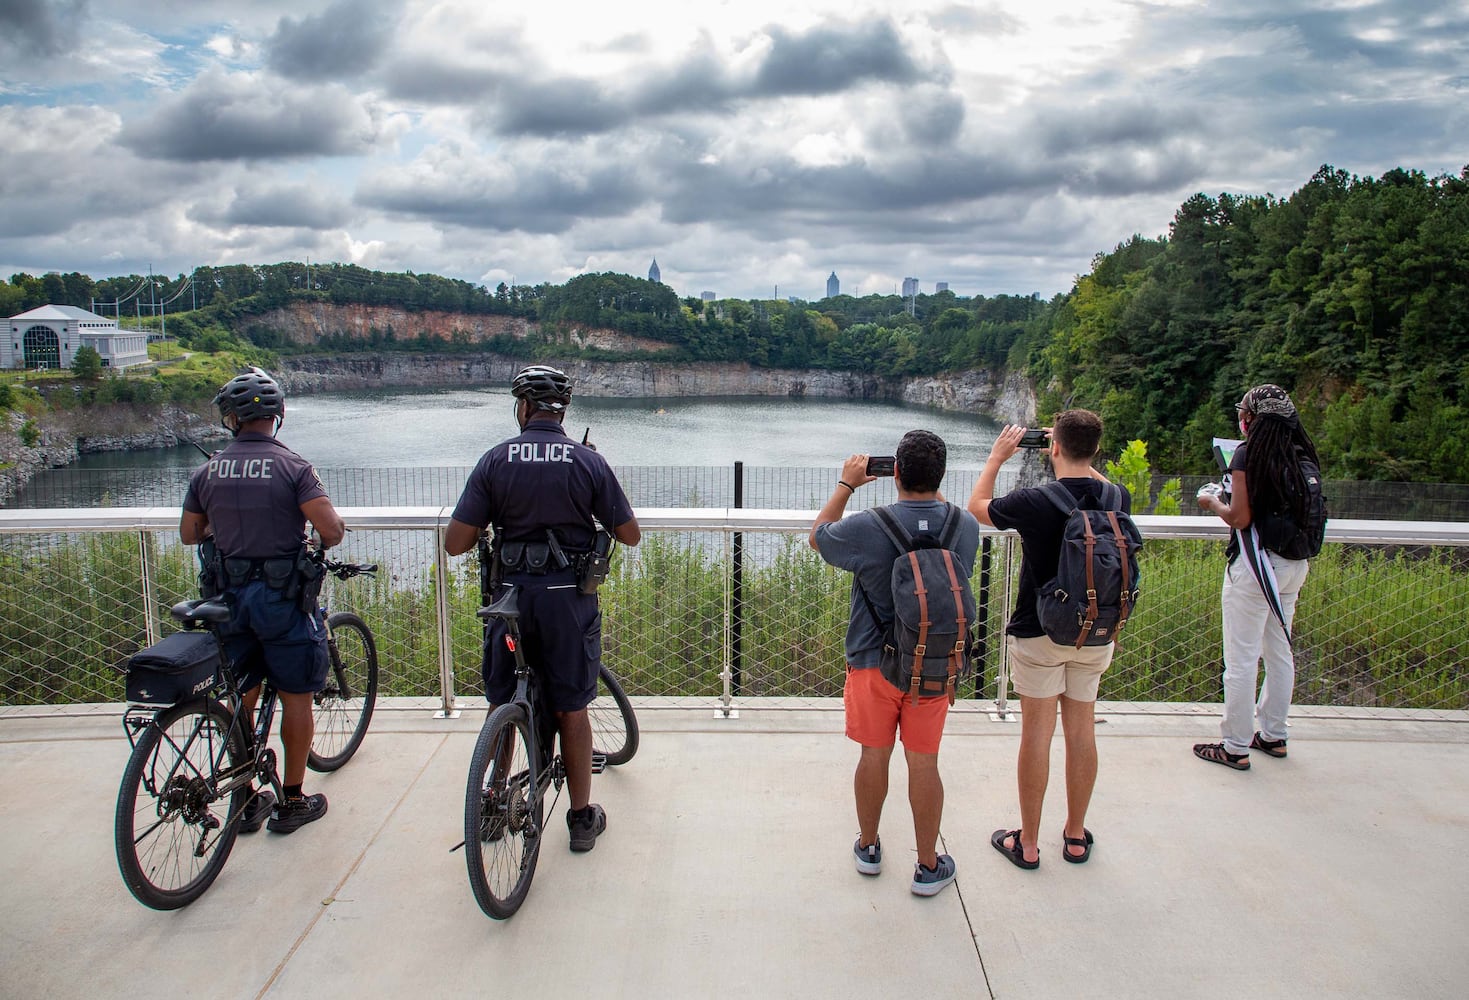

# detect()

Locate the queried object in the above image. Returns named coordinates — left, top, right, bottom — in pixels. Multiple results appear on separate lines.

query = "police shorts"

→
left=220, top=581, right=330, bottom=695
left=483, top=576, right=601, bottom=713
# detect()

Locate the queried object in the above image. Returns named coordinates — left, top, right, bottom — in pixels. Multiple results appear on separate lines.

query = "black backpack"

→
left=1255, top=454, right=1327, bottom=560
left=1036, top=481, right=1143, bottom=648
left=857, top=504, right=976, bottom=705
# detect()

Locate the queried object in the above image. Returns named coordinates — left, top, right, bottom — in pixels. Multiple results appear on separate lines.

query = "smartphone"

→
left=1018, top=429, right=1050, bottom=449
left=866, top=455, right=895, bottom=477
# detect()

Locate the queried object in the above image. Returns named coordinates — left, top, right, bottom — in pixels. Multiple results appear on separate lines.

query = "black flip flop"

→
left=1061, top=828, right=1094, bottom=864
left=991, top=828, right=1039, bottom=870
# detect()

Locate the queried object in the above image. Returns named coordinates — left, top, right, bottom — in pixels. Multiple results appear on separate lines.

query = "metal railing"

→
left=3, top=507, right=1468, bottom=721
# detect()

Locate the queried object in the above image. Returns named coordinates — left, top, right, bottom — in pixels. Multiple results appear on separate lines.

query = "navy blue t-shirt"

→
left=988, top=478, right=1133, bottom=638
left=182, top=432, right=328, bottom=558
left=451, top=418, right=635, bottom=550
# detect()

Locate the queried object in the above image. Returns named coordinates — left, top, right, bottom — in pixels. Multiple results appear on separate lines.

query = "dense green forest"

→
left=6, top=163, right=1467, bottom=480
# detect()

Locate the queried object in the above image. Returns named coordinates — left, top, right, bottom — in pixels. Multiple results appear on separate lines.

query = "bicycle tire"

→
left=464, top=703, right=543, bottom=919
left=115, top=698, right=249, bottom=910
left=308, top=612, right=379, bottom=772
left=590, top=665, right=639, bottom=766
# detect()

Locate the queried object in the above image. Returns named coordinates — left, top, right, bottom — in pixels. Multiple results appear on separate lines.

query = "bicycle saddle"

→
left=476, top=585, right=520, bottom=622
left=170, top=598, right=231, bottom=624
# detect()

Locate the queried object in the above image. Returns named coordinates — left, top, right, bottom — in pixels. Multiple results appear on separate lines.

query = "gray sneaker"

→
left=911, top=854, right=957, bottom=896
left=567, top=803, right=606, bottom=852
left=853, top=837, right=882, bottom=875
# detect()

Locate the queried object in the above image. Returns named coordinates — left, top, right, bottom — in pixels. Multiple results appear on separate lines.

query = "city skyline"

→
left=2, top=1, right=1466, bottom=301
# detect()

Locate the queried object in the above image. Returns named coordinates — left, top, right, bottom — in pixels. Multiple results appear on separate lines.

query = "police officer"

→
left=445, top=364, right=641, bottom=852
left=179, top=367, right=345, bottom=834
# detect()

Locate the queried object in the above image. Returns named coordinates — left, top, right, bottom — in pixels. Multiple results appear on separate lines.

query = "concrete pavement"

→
left=2, top=701, right=1467, bottom=999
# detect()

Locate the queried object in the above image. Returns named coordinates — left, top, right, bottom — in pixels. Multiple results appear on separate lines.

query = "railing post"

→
left=731, top=461, right=743, bottom=697
left=138, top=529, right=158, bottom=647
left=993, top=535, right=1016, bottom=721
left=974, top=534, right=991, bottom=699
left=433, top=516, right=460, bottom=718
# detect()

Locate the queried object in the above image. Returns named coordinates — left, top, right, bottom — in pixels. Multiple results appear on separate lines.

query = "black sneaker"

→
left=267, top=793, right=328, bottom=834
left=239, top=789, right=276, bottom=834
left=567, top=804, right=606, bottom=852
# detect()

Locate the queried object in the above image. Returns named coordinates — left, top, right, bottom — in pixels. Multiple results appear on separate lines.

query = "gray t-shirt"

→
left=813, top=500, right=981, bottom=668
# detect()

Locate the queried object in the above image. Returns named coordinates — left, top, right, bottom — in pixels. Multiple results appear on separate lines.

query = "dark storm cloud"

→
left=191, top=183, right=352, bottom=230
left=902, top=88, right=966, bottom=146
left=751, top=21, right=925, bottom=96
left=265, top=0, right=401, bottom=82
left=395, top=19, right=940, bottom=138
left=1034, top=102, right=1206, bottom=158
left=0, top=0, right=86, bottom=57
left=119, top=72, right=383, bottom=162
left=356, top=155, right=651, bottom=233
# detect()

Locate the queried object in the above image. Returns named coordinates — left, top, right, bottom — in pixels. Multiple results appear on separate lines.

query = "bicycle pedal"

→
left=590, top=751, right=608, bottom=774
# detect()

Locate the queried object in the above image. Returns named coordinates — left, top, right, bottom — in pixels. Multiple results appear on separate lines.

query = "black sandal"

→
left=1250, top=732, right=1288, bottom=758
left=1193, top=742, right=1250, bottom=770
left=991, top=828, right=1039, bottom=870
left=1061, top=828, right=1094, bottom=864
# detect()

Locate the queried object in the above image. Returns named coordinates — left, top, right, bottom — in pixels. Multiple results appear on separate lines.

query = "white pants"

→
left=1219, top=553, right=1310, bottom=755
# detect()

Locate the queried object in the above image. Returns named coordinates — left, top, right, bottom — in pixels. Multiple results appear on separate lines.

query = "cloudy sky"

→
left=2, top=0, right=1466, bottom=301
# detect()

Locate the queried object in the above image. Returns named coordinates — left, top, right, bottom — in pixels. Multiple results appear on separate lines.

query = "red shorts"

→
left=843, top=666, right=950, bottom=755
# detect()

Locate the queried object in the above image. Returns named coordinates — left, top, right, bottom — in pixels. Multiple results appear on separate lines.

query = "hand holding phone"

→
left=1018, top=429, right=1050, bottom=449
left=866, top=455, right=895, bottom=477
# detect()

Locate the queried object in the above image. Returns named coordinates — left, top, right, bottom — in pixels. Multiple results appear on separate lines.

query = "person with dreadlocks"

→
left=1193, top=384, right=1325, bottom=770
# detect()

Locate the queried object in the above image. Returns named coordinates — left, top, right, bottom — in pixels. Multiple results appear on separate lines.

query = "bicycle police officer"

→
left=179, top=367, right=345, bottom=834
left=445, top=364, right=641, bottom=852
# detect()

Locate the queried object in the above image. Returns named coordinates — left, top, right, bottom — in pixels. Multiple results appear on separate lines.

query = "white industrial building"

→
left=4, top=305, right=149, bottom=370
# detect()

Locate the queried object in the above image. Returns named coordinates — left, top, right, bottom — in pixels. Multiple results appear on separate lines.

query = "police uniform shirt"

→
left=183, top=432, right=329, bottom=558
left=452, top=419, right=634, bottom=549
left=988, top=478, right=1133, bottom=639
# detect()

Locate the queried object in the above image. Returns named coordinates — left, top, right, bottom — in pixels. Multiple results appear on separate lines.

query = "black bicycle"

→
left=462, top=583, right=639, bottom=919
left=114, top=557, right=378, bottom=910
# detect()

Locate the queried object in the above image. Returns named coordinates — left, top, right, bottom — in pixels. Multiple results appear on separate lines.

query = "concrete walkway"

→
left=2, top=701, right=1466, bottom=999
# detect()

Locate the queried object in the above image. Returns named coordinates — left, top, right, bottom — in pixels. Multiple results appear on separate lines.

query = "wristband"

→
left=836, top=481, right=855, bottom=493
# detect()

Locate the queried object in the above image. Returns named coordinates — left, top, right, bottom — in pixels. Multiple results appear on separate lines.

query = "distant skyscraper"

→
left=826, top=271, right=840, bottom=298
left=701, top=291, right=716, bottom=301
left=935, top=281, right=949, bottom=293
left=901, top=277, right=919, bottom=297
left=648, top=259, right=661, bottom=283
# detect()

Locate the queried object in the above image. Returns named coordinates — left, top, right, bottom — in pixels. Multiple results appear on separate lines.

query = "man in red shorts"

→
left=809, top=430, right=980, bottom=896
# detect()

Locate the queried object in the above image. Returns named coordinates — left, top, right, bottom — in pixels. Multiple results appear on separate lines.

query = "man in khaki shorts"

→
left=967, top=411, right=1130, bottom=869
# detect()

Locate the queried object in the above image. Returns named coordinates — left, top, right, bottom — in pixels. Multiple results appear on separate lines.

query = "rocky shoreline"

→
left=2, top=354, right=1037, bottom=504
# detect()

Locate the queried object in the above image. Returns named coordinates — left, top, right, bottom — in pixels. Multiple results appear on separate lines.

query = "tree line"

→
left=7, top=162, right=1466, bottom=481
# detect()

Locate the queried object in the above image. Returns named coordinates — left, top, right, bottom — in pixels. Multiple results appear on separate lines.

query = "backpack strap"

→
left=1042, top=479, right=1078, bottom=517
left=870, top=505, right=913, bottom=552
left=1107, top=510, right=1134, bottom=647
left=856, top=506, right=911, bottom=634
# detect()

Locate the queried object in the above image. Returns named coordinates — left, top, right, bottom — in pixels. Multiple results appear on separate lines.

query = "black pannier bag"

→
left=125, top=630, right=221, bottom=705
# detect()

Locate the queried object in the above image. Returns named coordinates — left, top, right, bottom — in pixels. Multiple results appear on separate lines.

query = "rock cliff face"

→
left=0, top=403, right=224, bottom=504
left=274, top=354, right=1038, bottom=425
left=251, top=302, right=675, bottom=354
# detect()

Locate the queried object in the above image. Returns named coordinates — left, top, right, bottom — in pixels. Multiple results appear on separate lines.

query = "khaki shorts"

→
left=1006, top=635, right=1115, bottom=702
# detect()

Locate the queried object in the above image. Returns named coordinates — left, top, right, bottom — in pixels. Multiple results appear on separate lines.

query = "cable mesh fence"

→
left=4, top=518, right=1465, bottom=720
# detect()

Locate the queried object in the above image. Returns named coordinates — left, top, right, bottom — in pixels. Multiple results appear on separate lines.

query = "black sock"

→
left=284, top=784, right=303, bottom=801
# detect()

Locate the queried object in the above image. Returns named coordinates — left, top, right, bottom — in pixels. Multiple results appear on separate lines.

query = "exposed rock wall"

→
left=274, top=354, right=1037, bottom=425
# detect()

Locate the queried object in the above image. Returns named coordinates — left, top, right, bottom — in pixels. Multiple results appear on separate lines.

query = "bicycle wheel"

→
left=308, top=612, right=379, bottom=772
left=464, top=704, right=543, bottom=919
left=115, top=698, right=250, bottom=910
left=590, top=665, right=639, bottom=766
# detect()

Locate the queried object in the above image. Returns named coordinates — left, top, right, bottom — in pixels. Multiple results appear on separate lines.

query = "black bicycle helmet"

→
left=511, top=364, right=573, bottom=413
left=214, top=366, right=285, bottom=430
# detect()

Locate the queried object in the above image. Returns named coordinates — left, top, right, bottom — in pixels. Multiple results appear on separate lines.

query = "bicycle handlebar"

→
left=320, top=557, right=377, bottom=580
